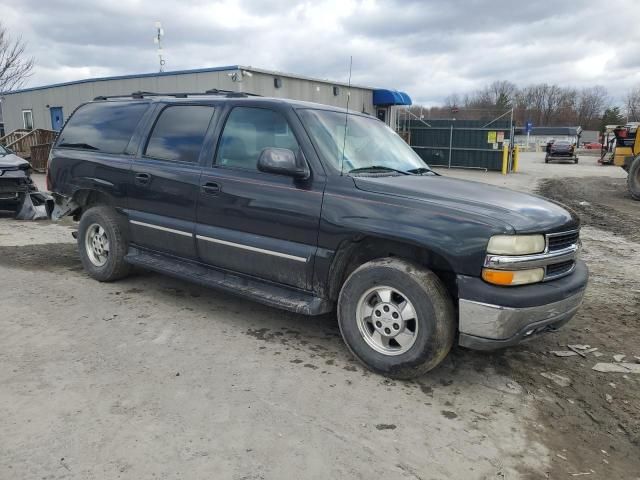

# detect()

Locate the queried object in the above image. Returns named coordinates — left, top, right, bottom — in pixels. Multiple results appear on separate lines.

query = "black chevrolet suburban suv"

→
left=47, top=92, right=588, bottom=378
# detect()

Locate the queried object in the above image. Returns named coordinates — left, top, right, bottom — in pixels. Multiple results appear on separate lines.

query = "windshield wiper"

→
left=406, top=167, right=436, bottom=175
left=348, top=165, right=412, bottom=175
left=58, top=142, right=99, bottom=150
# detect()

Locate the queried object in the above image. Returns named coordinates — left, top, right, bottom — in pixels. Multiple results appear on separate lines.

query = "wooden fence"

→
left=30, top=143, right=54, bottom=172
left=0, top=128, right=57, bottom=160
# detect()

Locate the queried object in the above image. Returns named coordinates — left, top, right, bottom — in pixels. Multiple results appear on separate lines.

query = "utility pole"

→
left=153, top=22, right=165, bottom=72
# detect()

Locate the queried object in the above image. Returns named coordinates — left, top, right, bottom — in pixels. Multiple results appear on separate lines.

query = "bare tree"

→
left=446, top=80, right=613, bottom=129
left=443, top=93, right=460, bottom=108
left=626, top=86, right=640, bottom=122
left=575, top=86, right=608, bottom=127
left=487, top=80, right=517, bottom=110
left=0, top=22, right=34, bottom=92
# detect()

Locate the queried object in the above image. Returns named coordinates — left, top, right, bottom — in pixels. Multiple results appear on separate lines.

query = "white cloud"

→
left=2, top=0, right=640, bottom=105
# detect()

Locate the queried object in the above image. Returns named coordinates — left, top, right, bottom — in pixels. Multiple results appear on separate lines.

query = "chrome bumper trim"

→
left=458, top=290, right=585, bottom=342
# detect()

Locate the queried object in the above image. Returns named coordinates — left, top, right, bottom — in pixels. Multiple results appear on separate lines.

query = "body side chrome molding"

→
left=130, top=220, right=193, bottom=237
left=195, top=234, right=308, bottom=263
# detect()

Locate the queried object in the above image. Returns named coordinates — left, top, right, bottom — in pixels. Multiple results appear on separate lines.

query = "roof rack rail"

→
left=93, top=90, right=261, bottom=101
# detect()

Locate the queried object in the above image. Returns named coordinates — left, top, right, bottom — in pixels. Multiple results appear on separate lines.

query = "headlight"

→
left=487, top=235, right=545, bottom=255
left=482, top=268, right=545, bottom=286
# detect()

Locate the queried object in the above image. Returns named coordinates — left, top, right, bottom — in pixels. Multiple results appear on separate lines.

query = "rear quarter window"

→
left=144, top=105, right=215, bottom=163
left=56, top=102, right=149, bottom=154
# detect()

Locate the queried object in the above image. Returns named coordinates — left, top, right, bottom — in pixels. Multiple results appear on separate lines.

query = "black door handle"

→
left=135, top=172, right=151, bottom=185
left=201, top=182, right=221, bottom=195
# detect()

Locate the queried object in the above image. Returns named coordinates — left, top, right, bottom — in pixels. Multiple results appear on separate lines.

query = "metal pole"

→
left=481, top=109, right=513, bottom=128
left=403, top=108, right=432, bottom=127
left=448, top=124, right=453, bottom=168
left=508, top=108, right=514, bottom=171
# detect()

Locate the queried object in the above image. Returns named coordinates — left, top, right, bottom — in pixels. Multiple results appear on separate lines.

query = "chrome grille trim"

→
left=545, top=229, right=580, bottom=253
left=484, top=244, right=578, bottom=270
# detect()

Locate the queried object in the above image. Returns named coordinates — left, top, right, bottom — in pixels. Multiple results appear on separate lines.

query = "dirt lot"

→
left=1, top=154, right=638, bottom=479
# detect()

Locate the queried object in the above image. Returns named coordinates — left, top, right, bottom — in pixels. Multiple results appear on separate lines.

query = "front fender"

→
left=319, top=186, right=511, bottom=277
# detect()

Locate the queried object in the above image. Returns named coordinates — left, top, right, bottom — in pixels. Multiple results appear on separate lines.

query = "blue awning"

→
left=373, top=89, right=412, bottom=106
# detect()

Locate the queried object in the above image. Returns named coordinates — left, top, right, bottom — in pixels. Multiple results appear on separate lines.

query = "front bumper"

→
left=457, top=260, right=588, bottom=350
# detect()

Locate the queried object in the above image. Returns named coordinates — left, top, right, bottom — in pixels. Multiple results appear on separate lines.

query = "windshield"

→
left=0, top=144, right=7, bottom=156
left=298, top=109, right=430, bottom=175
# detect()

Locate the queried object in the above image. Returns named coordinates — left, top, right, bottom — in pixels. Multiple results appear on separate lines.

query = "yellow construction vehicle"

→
left=608, top=123, right=640, bottom=200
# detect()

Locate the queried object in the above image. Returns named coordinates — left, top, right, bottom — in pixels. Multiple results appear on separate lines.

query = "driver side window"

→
left=215, top=107, right=300, bottom=170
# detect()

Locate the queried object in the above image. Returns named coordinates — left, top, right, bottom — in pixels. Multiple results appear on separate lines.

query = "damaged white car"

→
left=0, top=144, right=52, bottom=219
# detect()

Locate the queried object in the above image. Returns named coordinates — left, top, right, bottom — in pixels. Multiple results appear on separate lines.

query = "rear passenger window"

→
left=216, top=107, right=300, bottom=170
left=57, top=102, right=149, bottom=154
left=145, top=106, right=214, bottom=163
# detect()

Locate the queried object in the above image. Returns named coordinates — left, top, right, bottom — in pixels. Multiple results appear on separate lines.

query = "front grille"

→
left=0, top=180, right=29, bottom=194
left=547, top=231, right=579, bottom=252
left=546, top=260, right=575, bottom=278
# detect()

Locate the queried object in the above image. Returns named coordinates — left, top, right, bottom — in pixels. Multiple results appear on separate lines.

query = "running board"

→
left=125, top=248, right=333, bottom=316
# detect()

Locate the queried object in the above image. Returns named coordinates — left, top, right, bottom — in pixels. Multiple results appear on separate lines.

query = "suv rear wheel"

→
left=337, top=258, right=455, bottom=379
left=78, top=205, right=131, bottom=281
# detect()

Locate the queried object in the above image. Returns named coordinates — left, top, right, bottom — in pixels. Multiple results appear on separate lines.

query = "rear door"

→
left=195, top=104, right=325, bottom=290
left=127, top=103, right=216, bottom=259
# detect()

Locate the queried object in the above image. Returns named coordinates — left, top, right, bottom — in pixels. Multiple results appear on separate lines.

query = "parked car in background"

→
left=47, top=93, right=588, bottom=378
left=583, top=142, right=604, bottom=150
left=546, top=140, right=578, bottom=163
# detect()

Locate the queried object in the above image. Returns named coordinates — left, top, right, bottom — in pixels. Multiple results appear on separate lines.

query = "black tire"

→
left=628, top=156, right=640, bottom=200
left=545, top=155, right=550, bottom=164
left=574, top=157, right=579, bottom=164
left=337, top=258, right=455, bottom=379
left=77, top=205, right=131, bottom=281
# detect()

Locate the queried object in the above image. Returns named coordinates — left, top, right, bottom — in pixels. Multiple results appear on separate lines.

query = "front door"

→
left=50, top=107, right=64, bottom=131
left=128, top=104, right=215, bottom=259
left=195, top=105, right=325, bottom=290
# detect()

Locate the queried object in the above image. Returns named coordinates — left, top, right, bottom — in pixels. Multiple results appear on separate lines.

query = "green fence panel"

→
left=407, top=119, right=511, bottom=171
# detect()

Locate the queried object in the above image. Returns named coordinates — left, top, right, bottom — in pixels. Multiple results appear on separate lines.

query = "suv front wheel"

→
left=337, top=258, right=455, bottom=379
left=78, top=205, right=131, bottom=282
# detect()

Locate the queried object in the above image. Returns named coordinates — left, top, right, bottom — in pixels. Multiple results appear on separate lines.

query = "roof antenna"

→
left=340, top=56, right=353, bottom=176
left=154, top=22, right=166, bottom=72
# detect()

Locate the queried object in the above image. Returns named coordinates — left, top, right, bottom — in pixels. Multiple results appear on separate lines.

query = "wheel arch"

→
left=70, top=188, right=117, bottom=220
left=325, top=235, right=458, bottom=302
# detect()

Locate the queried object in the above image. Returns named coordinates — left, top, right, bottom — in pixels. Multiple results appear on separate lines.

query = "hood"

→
left=0, top=153, right=30, bottom=170
left=353, top=174, right=578, bottom=233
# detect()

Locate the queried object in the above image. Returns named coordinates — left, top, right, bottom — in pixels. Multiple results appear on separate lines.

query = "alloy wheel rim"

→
left=355, top=286, right=418, bottom=356
left=85, top=223, right=110, bottom=267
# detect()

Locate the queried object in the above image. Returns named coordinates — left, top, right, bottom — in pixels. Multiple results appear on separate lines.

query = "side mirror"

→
left=257, top=148, right=310, bottom=179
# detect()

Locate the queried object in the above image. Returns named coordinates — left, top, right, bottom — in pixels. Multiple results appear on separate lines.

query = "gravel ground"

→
left=0, top=153, right=638, bottom=479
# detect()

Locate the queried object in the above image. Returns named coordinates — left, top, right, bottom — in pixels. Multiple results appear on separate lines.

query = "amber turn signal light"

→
left=482, top=268, right=544, bottom=286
